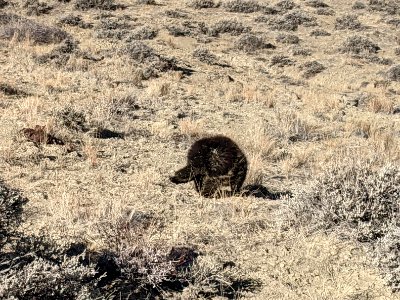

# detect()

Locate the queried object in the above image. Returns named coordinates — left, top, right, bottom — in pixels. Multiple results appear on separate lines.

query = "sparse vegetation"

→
left=335, top=14, right=363, bottom=30
left=224, top=0, right=262, bottom=13
left=276, top=33, right=300, bottom=44
left=1, top=0, right=400, bottom=298
left=339, top=35, right=380, bottom=54
left=209, top=19, right=251, bottom=36
left=282, top=161, right=400, bottom=290
left=235, top=33, right=276, bottom=52
left=187, top=0, right=216, bottom=9
left=299, top=60, right=326, bottom=78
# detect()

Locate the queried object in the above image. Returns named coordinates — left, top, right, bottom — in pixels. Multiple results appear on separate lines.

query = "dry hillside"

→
left=0, top=0, right=399, bottom=299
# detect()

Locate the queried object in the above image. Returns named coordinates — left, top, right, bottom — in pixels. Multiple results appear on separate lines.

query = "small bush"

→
left=0, top=13, right=70, bottom=44
left=299, top=61, right=326, bottom=78
left=75, top=0, right=122, bottom=10
left=281, top=161, right=400, bottom=290
left=310, top=29, right=331, bottom=36
left=276, top=33, right=299, bottom=44
left=352, top=1, right=366, bottom=9
left=137, top=0, right=156, bottom=4
left=167, top=25, right=190, bottom=37
left=224, top=0, right=262, bottom=13
left=270, top=55, right=295, bottom=67
left=306, top=0, right=328, bottom=7
left=368, top=0, right=400, bottom=15
left=56, top=106, right=88, bottom=132
left=187, top=0, right=215, bottom=9
left=339, top=35, right=380, bottom=54
left=209, top=19, right=250, bottom=36
left=58, top=14, right=93, bottom=28
left=0, top=182, right=27, bottom=248
left=193, top=47, right=218, bottom=64
left=268, top=10, right=317, bottom=31
left=335, top=14, right=363, bottom=30
left=375, top=224, right=400, bottom=292
left=292, top=47, right=312, bottom=56
left=275, top=0, right=296, bottom=10
left=0, top=0, right=8, bottom=9
left=394, top=47, right=400, bottom=56
left=282, top=161, right=400, bottom=242
left=235, top=33, right=276, bottom=52
left=127, top=26, right=158, bottom=40
left=315, top=7, right=335, bottom=15
left=23, top=0, right=53, bottom=16
left=165, top=9, right=188, bottom=18
left=386, top=65, right=400, bottom=81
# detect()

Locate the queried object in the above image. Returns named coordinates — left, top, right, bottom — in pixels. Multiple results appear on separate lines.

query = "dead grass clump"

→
left=224, top=0, right=262, bottom=13
left=385, top=64, right=400, bottom=81
left=335, top=14, right=363, bottom=30
left=299, top=61, right=326, bottom=78
left=23, top=0, right=53, bottom=16
left=58, top=14, right=93, bottom=29
left=74, top=0, right=121, bottom=10
left=56, top=106, right=88, bottom=132
left=209, top=19, right=251, bottom=36
left=187, top=0, right=216, bottom=9
left=270, top=54, right=295, bottom=67
left=276, top=33, right=299, bottom=44
left=306, top=0, right=329, bottom=8
left=235, top=33, right=276, bottom=53
left=0, top=13, right=70, bottom=44
left=0, top=181, right=27, bottom=248
left=339, top=35, right=380, bottom=54
left=127, top=25, right=158, bottom=40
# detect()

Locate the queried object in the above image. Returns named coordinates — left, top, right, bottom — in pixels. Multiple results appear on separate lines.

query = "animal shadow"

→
left=241, top=184, right=291, bottom=200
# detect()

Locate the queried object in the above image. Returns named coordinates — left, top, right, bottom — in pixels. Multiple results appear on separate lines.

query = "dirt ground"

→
left=1, top=0, right=400, bottom=298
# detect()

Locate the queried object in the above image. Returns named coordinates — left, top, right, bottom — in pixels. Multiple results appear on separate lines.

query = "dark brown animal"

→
left=21, top=125, right=64, bottom=146
left=170, top=135, right=247, bottom=198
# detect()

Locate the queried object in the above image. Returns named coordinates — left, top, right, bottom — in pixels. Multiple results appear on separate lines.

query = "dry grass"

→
left=1, top=0, right=400, bottom=298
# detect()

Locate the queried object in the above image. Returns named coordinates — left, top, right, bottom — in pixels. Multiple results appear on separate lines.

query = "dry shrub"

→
left=0, top=182, right=27, bottom=249
left=282, top=160, right=399, bottom=241
left=368, top=0, right=400, bottom=15
left=339, top=35, right=380, bottom=54
left=224, top=0, right=262, bottom=13
left=193, top=47, right=218, bottom=64
left=23, top=0, right=53, bottom=16
left=281, top=160, right=400, bottom=290
left=386, top=64, right=400, bottom=81
left=0, top=13, right=70, bottom=44
left=74, top=0, right=122, bottom=10
left=335, top=14, right=363, bottom=30
left=270, top=54, right=295, bottom=67
left=235, top=33, right=276, bottom=53
left=299, top=61, right=326, bottom=78
left=208, top=19, right=251, bottom=36
left=187, top=0, right=216, bottom=9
